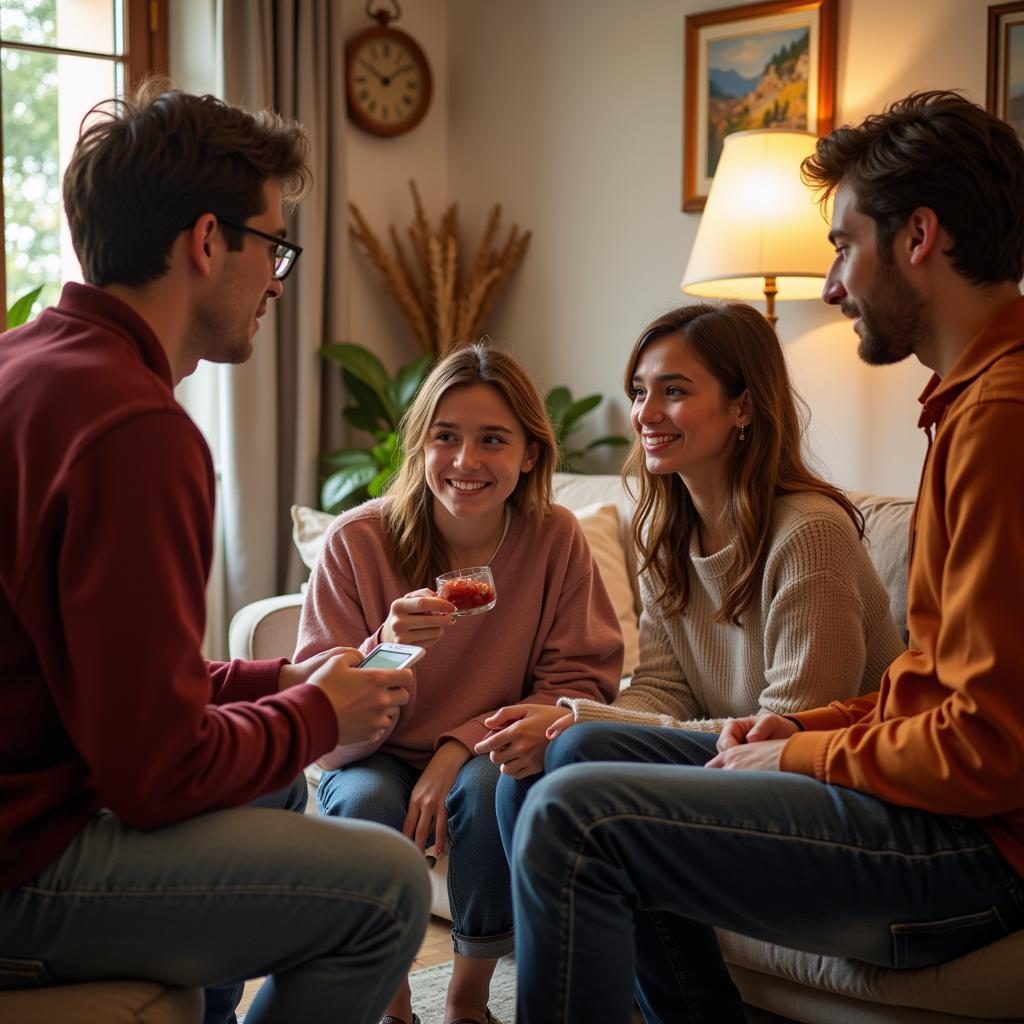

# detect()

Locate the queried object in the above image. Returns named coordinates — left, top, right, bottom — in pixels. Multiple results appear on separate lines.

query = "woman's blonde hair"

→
left=623, top=303, right=862, bottom=624
left=384, top=343, right=557, bottom=587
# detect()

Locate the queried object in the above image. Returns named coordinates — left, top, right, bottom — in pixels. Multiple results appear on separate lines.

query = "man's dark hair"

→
left=802, top=90, right=1024, bottom=284
left=63, top=78, right=311, bottom=288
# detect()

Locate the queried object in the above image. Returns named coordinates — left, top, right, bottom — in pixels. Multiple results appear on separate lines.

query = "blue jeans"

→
left=0, top=775, right=431, bottom=1024
left=512, top=723, right=1024, bottom=1024
left=319, top=751, right=514, bottom=958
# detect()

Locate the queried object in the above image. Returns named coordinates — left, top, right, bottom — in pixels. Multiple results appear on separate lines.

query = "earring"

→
left=738, top=424, right=747, bottom=442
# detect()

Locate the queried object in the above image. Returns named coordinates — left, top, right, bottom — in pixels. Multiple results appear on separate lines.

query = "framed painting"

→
left=683, top=0, right=837, bottom=211
left=988, top=2, right=1024, bottom=141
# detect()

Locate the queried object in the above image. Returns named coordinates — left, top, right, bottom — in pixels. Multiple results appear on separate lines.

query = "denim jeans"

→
left=319, top=751, right=514, bottom=958
left=512, top=723, right=1024, bottom=1024
left=0, top=775, right=431, bottom=1024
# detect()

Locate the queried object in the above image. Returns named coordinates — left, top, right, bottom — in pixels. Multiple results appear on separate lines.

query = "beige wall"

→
left=446, top=0, right=991, bottom=496
left=172, top=0, right=996, bottom=497
left=341, top=0, right=449, bottom=375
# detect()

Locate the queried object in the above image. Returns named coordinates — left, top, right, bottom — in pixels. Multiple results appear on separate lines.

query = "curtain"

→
left=197, top=0, right=347, bottom=658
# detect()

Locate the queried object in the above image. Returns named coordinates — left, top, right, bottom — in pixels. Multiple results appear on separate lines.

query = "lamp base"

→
left=764, top=275, right=778, bottom=329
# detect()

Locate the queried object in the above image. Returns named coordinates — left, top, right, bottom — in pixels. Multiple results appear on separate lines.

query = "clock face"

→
left=346, top=27, right=432, bottom=137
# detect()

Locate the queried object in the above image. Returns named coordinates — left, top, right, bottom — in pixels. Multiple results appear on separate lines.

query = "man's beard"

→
left=186, top=289, right=254, bottom=367
left=845, top=256, right=932, bottom=367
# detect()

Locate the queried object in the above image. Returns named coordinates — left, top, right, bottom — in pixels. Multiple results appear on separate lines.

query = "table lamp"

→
left=680, top=129, right=833, bottom=328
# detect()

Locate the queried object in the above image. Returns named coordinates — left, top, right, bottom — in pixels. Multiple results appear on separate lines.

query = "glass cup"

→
left=435, top=565, right=497, bottom=616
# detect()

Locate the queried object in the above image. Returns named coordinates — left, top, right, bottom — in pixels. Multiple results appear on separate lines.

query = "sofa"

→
left=229, top=472, right=1024, bottom=1024
left=0, top=981, right=202, bottom=1023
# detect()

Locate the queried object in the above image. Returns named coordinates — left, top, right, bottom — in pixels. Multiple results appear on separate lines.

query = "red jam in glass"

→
left=439, top=578, right=496, bottom=611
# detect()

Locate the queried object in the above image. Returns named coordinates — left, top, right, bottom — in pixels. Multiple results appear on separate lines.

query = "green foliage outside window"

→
left=2, top=0, right=61, bottom=313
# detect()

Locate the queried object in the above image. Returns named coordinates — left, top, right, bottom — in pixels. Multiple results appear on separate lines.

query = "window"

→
left=0, top=0, right=167, bottom=320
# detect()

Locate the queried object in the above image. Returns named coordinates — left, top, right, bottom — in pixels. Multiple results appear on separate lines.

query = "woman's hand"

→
left=475, top=704, right=568, bottom=779
left=381, top=588, right=457, bottom=648
left=705, top=713, right=799, bottom=772
left=715, top=713, right=799, bottom=751
left=402, top=740, right=472, bottom=855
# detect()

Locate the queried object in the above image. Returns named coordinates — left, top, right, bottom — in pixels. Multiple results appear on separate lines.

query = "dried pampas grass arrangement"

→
left=348, top=180, right=531, bottom=357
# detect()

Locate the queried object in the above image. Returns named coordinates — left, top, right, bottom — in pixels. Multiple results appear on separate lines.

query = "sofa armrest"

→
left=228, top=594, right=303, bottom=661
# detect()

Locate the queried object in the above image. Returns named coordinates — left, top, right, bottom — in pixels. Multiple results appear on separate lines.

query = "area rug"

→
left=408, top=952, right=516, bottom=1024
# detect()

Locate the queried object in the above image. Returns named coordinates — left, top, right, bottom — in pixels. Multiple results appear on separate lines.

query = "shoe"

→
left=379, top=1016, right=421, bottom=1024
left=445, top=1010, right=493, bottom=1024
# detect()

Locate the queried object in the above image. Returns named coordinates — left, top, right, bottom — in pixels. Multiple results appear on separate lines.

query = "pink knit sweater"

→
left=296, top=500, right=624, bottom=768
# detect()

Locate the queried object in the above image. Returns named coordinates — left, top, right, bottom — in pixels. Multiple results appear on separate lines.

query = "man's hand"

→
left=715, top=713, right=799, bottom=751
left=705, top=714, right=798, bottom=771
left=278, top=647, right=349, bottom=690
left=402, top=740, right=472, bottom=855
left=475, top=705, right=567, bottom=779
left=381, top=589, right=457, bottom=648
left=306, top=650, right=412, bottom=747
left=705, top=738, right=788, bottom=771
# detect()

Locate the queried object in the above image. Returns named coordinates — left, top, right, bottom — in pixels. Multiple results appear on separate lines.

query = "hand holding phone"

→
left=307, top=647, right=419, bottom=747
left=356, top=642, right=425, bottom=671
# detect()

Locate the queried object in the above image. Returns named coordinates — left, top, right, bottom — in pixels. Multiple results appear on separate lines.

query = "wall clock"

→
left=346, top=0, right=432, bottom=138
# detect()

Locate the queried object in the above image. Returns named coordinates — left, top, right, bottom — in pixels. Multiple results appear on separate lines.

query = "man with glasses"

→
left=0, top=82, right=430, bottom=1024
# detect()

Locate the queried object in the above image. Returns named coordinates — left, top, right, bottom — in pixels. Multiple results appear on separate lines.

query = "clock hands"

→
left=358, top=58, right=387, bottom=83
left=358, top=57, right=415, bottom=88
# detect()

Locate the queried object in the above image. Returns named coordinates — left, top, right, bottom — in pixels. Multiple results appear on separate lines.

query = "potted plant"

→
left=318, top=342, right=431, bottom=514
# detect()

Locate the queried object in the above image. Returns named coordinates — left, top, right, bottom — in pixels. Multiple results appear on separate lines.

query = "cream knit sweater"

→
left=560, top=491, right=905, bottom=733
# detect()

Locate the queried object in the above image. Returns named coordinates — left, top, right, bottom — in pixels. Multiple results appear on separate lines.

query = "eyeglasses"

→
left=217, top=217, right=303, bottom=280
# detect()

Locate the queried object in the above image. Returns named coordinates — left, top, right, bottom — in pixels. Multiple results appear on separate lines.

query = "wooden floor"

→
left=237, top=915, right=453, bottom=1016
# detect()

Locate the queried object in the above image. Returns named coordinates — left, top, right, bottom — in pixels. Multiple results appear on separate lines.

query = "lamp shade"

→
left=681, top=129, right=833, bottom=302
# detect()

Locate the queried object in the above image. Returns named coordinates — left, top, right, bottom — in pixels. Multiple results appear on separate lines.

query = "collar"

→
left=56, top=282, right=174, bottom=389
left=917, top=295, right=1024, bottom=430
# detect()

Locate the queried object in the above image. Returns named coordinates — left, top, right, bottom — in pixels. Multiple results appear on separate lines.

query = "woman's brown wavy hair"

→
left=384, top=343, right=557, bottom=588
left=622, top=303, right=862, bottom=625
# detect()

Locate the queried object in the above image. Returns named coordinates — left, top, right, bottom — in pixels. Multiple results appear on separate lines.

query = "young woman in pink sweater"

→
left=295, top=343, right=623, bottom=1024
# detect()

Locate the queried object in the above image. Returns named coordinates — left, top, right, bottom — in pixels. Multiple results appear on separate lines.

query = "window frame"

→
left=0, top=0, right=168, bottom=321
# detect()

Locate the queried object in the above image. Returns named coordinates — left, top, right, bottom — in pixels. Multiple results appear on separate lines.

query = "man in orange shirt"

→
left=510, top=91, right=1024, bottom=1023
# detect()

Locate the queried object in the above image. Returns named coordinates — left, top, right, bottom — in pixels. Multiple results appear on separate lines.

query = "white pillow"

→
left=290, top=500, right=641, bottom=675
left=571, top=502, right=641, bottom=677
left=291, top=504, right=335, bottom=570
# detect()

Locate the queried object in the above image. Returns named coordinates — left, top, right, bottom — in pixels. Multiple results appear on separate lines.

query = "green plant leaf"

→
left=390, top=353, right=433, bottom=413
left=320, top=448, right=378, bottom=470
left=367, top=466, right=396, bottom=497
left=342, top=368, right=392, bottom=432
left=344, top=406, right=384, bottom=433
left=6, top=285, right=43, bottom=330
left=321, top=464, right=377, bottom=513
left=321, top=343, right=399, bottom=423
left=371, top=432, right=403, bottom=469
left=584, top=434, right=631, bottom=451
left=545, top=386, right=573, bottom=426
left=560, top=394, right=603, bottom=433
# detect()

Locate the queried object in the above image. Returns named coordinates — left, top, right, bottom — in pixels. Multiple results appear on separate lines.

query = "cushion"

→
left=571, top=502, right=641, bottom=676
left=0, top=982, right=203, bottom=1024
left=847, top=491, right=914, bottom=645
left=291, top=504, right=336, bottom=570
left=718, top=927, right=1024, bottom=1020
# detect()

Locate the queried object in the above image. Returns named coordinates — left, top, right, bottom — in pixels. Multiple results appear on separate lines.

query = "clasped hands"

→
left=704, top=713, right=799, bottom=771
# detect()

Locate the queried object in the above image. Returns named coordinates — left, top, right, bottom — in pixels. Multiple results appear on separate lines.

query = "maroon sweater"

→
left=0, top=284, right=337, bottom=888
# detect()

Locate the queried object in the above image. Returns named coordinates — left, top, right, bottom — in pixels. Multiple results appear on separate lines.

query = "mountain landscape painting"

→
left=1007, top=22, right=1024, bottom=138
left=705, top=26, right=810, bottom=177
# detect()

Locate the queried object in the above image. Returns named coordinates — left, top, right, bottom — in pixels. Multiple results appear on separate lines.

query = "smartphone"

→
left=356, top=642, right=425, bottom=671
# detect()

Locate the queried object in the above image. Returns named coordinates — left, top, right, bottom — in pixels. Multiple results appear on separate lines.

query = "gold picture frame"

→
left=683, top=0, right=837, bottom=211
left=987, top=2, right=1024, bottom=141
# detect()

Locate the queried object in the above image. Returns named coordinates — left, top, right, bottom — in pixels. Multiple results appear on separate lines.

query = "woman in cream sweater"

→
left=491, top=302, right=904, bottom=850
